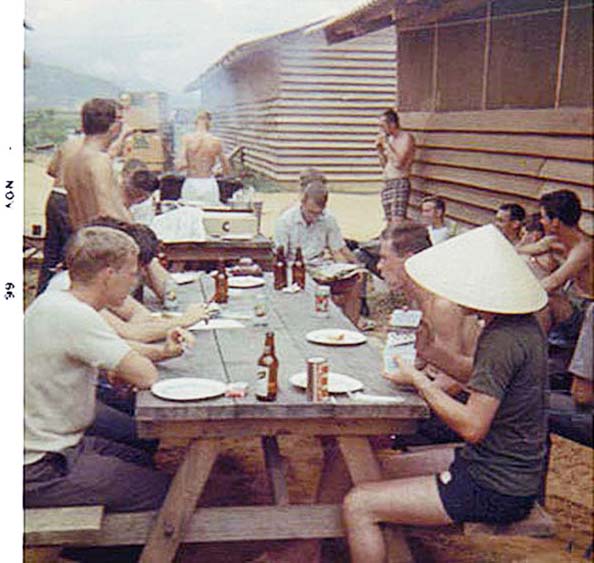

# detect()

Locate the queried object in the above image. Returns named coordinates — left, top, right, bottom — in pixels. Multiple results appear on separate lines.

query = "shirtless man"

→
left=375, top=109, right=415, bottom=223
left=378, top=222, right=482, bottom=393
left=63, top=98, right=132, bottom=229
left=518, top=190, right=593, bottom=344
left=176, top=110, right=231, bottom=204
left=494, top=203, right=526, bottom=246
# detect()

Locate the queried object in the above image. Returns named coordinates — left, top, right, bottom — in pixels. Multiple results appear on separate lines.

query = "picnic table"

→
left=135, top=273, right=429, bottom=562
left=162, top=234, right=274, bottom=272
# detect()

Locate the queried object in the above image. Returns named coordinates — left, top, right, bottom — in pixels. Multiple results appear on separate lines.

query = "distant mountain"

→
left=25, top=63, right=123, bottom=111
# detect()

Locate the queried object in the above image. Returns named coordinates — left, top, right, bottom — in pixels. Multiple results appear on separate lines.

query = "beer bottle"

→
left=256, top=331, right=278, bottom=402
left=214, top=259, right=228, bottom=304
left=292, top=246, right=306, bottom=290
left=157, top=242, right=168, bottom=269
left=273, top=246, right=288, bottom=290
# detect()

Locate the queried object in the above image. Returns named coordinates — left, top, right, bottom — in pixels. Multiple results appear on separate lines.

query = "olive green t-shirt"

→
left=461, top=314, right=547, bottom=496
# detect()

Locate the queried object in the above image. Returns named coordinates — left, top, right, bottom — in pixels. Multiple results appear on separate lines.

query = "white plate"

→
left=290, top=372, right=363, bottom=394
left=306, top=329, right=367, bottom=346
left=228, top=276, right=265, bottom=288
left=151, top=377, right=227, bottom=401
left=188, top=318, right=245, bottom=331
left=171, top=272, right=201, bottom=285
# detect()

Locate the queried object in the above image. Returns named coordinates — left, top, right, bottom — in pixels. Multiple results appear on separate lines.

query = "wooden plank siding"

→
left=200, top=26, right=397, bottom=189
left=401, top=108, right=594, bottom=235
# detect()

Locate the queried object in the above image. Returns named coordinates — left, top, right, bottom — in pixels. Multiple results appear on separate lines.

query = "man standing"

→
left=375, top=109, right=415, bottom=223
left=63, top=98, right=132, bottom=230
left=176, top=110, right=231, bottom=204
left=494, top=203, right=526, bottom=245
left=24, top=226, right=174, bottom=512
left=274, top=181, right=364, bottom=324
left=343, top=225, right=548, bottom=563
left=420, top=195, right=458, bottom=245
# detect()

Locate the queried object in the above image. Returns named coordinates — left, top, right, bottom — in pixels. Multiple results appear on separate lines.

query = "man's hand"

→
left=374, top=133, right=387, bottom=153
left=383, top=355, right=425, bottom=387
left=163, top=327, right=195, bottom=359
left=180, top=303, right=210, bottom=327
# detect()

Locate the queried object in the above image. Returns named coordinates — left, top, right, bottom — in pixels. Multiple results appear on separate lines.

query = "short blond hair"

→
left=66, top=226, right=139, bottom=283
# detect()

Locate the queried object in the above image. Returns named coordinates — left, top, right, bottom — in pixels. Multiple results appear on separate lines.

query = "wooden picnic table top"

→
left=136, top=274, right=428, bottom=428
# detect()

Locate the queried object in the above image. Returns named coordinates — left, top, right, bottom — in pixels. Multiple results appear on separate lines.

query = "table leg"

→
left=139, top=439, right=219, bottom=563
left=338, top=436, right=415, bottom=563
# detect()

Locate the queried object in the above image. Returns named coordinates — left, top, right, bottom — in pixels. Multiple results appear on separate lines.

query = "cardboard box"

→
left=202, top=211, right=257, bottom=237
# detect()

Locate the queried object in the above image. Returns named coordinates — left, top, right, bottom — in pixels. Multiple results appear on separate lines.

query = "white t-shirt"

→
left=273, top=205, right=345, bottom=266
left=24, top=291, right=131, bottom=464
left=130, top=197, right=156, bottom=225
left=45, top=270, right=70, bottom=292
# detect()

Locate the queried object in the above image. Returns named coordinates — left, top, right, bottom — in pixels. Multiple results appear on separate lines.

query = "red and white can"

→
left=307, top=357, right=329, bottom=402
left=314, top=285, right=330, bottom=318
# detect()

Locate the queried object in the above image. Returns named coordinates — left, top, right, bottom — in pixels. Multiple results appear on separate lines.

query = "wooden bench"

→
left=380, top=443, right=556, bottom=538
left=24, top=505, right=104, bottom=562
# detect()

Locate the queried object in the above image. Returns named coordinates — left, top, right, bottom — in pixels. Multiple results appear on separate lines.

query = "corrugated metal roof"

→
left=324, top=0, right=394, bottom=41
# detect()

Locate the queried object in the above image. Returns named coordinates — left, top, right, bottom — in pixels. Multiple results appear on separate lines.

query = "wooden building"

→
left=325, top=0, right=593, bottom=233
left=189, top=21, right=397, bottom=190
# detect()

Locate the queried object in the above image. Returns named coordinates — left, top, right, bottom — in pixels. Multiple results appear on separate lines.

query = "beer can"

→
left=307, top=357, right=329, bottom=402
left=314, top=285, right=330, bottom=318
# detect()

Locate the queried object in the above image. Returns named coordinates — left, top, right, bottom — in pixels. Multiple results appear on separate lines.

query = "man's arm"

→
left=90, top=155, right=133, bottom=222
left=104, top=297, right=209, bottom=343
left=416, top=306, right=478, bottom=383
left=386, top=359, right=500, bottom=444
left=331, top=245, right=360, bottom=265
left=374, top=133, right=387, bottom=169
left=46, top=146, right=62, bottom=179
left=143, top=258, right=170, bottom=302
left=541, top=243, right=590, bottom=293
left=175, top=135, right=189, bottom=171
left=124, top=327, right=194, bottom=363
left=107, top=124, right=136, bottom=159
left=217, top=142, right=232, bottom=176
left=386, top=133, right=415, bottom=169
left=113, top=350, right=159, bottom=389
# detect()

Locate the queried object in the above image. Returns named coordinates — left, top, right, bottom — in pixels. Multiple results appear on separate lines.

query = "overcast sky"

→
left=25, top=0, right=363, bottom=93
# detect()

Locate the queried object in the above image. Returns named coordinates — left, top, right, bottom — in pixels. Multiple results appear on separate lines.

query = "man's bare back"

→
left=179, top=131, right=227, bottom=178
left=63, top=142, right=131, bottom=229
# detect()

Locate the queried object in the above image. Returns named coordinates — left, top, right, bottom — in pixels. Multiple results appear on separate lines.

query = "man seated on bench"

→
left=273, top=181, right=365, bottom=326
left=518, top=189, right=593, bottom=348
left=343, top=225, right=549, bottom=562
left=548, top=302, right=593, bottom=447
left=381, top=222, right=482, bottom=402
left=44, top=216, right=210, bottom=344
left=25, top=226, right=175, bottom=512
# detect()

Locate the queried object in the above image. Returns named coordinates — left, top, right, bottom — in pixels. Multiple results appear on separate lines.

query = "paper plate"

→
left=188, top=318, right=245, bottom=331
left=306, top=329, right=367, bottom=346
left=151, top=377, right=227, bottom=401
left=171, top=271, right=201, bottom=285
left=290, top=372, right=363, bottom=394
left=228, top=276, right=265, bottom=289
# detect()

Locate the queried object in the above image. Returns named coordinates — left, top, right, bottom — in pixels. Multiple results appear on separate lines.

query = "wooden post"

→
left=554, top=0, right=570, bottom=108
left=481, top=1, right=492, bottom=110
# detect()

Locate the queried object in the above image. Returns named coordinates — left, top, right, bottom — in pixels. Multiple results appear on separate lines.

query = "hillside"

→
left=24, top=62, right=122, bottom=111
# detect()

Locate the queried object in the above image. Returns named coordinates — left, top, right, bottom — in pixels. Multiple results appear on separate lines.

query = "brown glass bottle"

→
left=256, top=332, right=278, bottom=402
left=273, top=246, right=288, bottom=290
left=291, top=246, right=306, bottom=290
left=214, top=259, right=228, bottom=304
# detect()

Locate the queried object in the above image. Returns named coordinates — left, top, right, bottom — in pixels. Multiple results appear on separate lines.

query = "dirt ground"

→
left=24, top=155, right=593, bottom=562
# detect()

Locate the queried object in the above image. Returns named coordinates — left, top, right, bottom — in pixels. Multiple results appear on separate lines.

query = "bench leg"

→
left=139, top=438, right=219, bottom=563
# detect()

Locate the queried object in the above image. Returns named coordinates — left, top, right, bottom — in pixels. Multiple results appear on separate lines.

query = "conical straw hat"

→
left=404, top=224, right=547, bottom=314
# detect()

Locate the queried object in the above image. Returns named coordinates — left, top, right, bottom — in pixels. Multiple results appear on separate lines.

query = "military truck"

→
left=119, top=91, right=174, bottom=173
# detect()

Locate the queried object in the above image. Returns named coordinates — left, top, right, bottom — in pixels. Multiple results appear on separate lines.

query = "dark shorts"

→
left=437, top=450, right=536, bottom=524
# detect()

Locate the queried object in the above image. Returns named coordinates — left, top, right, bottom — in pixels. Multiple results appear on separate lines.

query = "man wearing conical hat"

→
left=343, top=225, right=549, bottom=563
